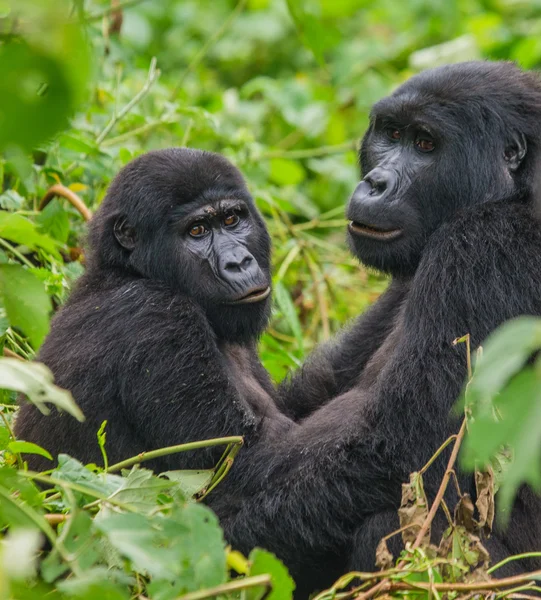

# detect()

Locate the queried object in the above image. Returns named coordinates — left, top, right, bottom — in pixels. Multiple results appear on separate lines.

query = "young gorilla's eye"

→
left=189, top=223, right=209, bottom=238
left=386, top=128, right=401, bottom=141
left=415, top=136, right=435, bottom=152
left=223, top=213, right=240, bottom=228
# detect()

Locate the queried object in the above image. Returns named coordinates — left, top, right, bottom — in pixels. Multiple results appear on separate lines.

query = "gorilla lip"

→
left=227, top=286, right=271, bottom=305
left=348, top=221, right=402, bottom=241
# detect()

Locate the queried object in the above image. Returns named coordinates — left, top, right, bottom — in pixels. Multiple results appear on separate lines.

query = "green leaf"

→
left=0, top=359, right=84, bottom=422
left=0, top=40, right=71, bottom=151
left=8, top=440, right=52, bottom=461
left=0, top=264, right=50, bottom=348
left=246, top=548, right=295, bottom=600
left=36, top=199, right=70, bottom=244
left=462, top=368, right=541, bottom=522
left=161, top=469, right=214, bottom=499
left=0, top=212, right=59, bottom=256
left=273, top=281, right=304, bottom=352
left=0, top=189, right=25, bottom=211
left=466, top=317, right=541, bottom=406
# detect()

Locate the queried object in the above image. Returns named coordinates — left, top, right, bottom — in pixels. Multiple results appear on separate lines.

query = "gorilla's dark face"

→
left=91, top=148, right=272, bottom=343
left=346, top=61, right=540, bottom=277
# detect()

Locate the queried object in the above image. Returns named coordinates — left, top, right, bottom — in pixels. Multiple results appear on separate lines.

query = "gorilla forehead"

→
left=372, top=61, right=541, bottom=133
left=107, top=148, right=248, bottom=216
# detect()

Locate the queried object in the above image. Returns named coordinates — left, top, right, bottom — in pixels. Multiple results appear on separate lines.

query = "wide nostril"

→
left=364, top=171, right=389, bottom=195
left=240, top=256, right=253, bottom=269
left=225, top=255, right=253, bottom=272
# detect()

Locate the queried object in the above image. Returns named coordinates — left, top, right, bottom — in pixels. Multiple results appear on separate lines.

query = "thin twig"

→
left=44, top=513, right=69, bottom=526
left=0, top=237, right=34, bottom=268
left=101, top=118, right=178, bottom=147
left=40, top=184, right=92, bottom=221
left=176, top=574, right=271, bottom=600
left=488, top=553, right=541, bottom=575
left=260, top=139, right=358, bottom=160
left=3, top=348, right=25, bottom=361
left=412, top=418, right=468, bottom=551
left=107, top=436, right=243, bottom=472
left=96, top=57, right=160, bottom=145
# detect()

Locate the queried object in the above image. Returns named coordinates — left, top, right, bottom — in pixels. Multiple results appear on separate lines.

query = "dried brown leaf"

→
left=375, top=538, right=394, bottom=570
left=455, top=493, right=476, bottom=532
left=475, top=467, right=495, bottom=535
left=398, top=472, right=430, bottom=545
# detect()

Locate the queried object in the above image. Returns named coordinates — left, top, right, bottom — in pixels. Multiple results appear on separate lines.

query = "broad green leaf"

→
left=0, top=212, right=59, bottom=256
left=0, top=264, right=50, bottom=348
left=37, top=199, right=70, bottom=244
left=466, top=317, right=541, bottom=408
left=462, top=368, right=541, bottom=522
left=111, top=468, right=173, bottom=512
left=57, top=569, right=131, bottom=600
left=0, top=41, right=71, bottom=151
left=8, top=440, right=52, bottom=461
left=273, top=281, right=304, bottom=352
left=0, top=189, right=25, bottom=211
left=161, top=469, right=214, bottom=499
left=41, top=510, right=99, bottom=582
left=245, top=548, right=295, bottom=600
left=0, top=359, right=84, bottom=422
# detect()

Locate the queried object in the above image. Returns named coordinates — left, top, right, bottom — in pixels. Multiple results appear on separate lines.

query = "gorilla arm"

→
left=215, top=201, right=541, bottom=572
left=276, top=278, right=408, bottom=421
left=117, top=281, right=287, bottom=472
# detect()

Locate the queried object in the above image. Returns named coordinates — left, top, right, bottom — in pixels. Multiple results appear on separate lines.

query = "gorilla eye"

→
left=223, top=213, right=240, bottom=228
left=386, top=128, right=401, bottom=141
left=415, top=136, right=435, bottom=152
left=189, top=223, right=209, bottom=238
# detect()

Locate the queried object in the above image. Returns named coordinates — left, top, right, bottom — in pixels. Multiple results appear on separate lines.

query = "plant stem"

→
left=260, top=140, right=358, bottom=160
left=107, top=436, right=244, bottom=472
left=0, top=237, right=34, bottom=268
left=96, top=57, right=160, bottom=145
left=488, top=553, right=541, bottom=575
left=40, top=184, right=92, bottom=221
left=411, top=418, right=468, bottom=551
left=176, top=574, right=271, bottom=600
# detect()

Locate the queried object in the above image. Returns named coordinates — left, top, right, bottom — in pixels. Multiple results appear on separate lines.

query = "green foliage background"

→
left=5, top=0, right=541, bottom=379
left=1, top=1, right=541, bottom=598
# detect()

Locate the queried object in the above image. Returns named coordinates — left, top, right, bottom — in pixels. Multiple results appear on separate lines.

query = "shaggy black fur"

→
left=15, top=148, right=293, bottom=475
left=213, top=62, right=541, bottom=593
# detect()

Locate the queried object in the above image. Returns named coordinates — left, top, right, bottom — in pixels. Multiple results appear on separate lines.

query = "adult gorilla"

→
left=214, top=62, right=541, bottom=588
left=15, top=148, right=293, bottom=472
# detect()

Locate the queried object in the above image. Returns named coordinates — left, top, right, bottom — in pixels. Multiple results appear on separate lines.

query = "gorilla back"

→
left=15, top=148, right=286, bottom=472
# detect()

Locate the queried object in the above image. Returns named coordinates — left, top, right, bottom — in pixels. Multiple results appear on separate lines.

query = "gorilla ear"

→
left=113, top=217, right=136, bottom=250
left=504, top=132, right=527, bottom=172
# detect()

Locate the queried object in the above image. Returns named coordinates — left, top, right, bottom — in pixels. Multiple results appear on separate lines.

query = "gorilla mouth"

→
left=228, top=286, right=271, bottom=305
left=348, top=221, right=402, bottom=241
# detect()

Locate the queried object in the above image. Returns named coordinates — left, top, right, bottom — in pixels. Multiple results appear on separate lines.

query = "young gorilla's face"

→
left=346, top=62, right=531, bottom=277
left=108, top=148, right=272, bottom=343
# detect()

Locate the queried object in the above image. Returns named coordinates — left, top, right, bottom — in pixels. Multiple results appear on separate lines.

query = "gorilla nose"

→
left=224, top=254, right=253, bottom=273
left=220, top=248, right=259, bottom=281
left=363, top=168, right=394, bottom=196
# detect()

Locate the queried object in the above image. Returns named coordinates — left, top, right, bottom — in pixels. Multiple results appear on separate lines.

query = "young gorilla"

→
left=15, top=148, right=293, bottom=475
left=213, top=62, right=541, bottom=591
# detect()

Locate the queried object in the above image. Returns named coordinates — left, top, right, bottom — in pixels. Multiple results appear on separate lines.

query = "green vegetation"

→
left=0, top=0, right=541, bottom=598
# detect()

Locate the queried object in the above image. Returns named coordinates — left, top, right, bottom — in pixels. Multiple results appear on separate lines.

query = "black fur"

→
left=15, top=148, right=293, bottom=477
left=213, top=62, right=541, bottom=594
